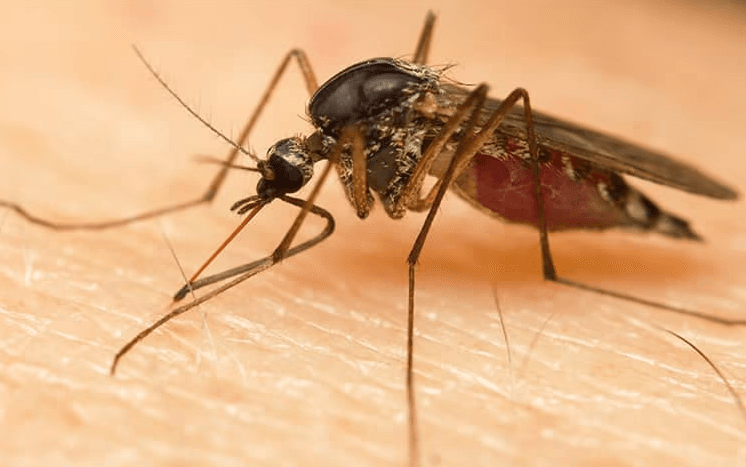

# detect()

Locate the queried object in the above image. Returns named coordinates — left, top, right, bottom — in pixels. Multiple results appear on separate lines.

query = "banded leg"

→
left=0, top=49, right=318, bottom=230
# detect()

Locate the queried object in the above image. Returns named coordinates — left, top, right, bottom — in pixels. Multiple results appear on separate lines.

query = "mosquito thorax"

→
left=256, top=137, right=315, bottom=199
left=308, top=57, right=439, bottom=136
left=304, top=58, right=444, bottom=217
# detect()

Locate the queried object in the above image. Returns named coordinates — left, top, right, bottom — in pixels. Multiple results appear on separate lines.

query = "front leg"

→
left=394, top=85, right=491, bottom=215
left=343, top=125, right=374, bottom=219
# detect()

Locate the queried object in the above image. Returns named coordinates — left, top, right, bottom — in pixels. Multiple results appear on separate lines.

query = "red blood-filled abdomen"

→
left=462, top=150, right=631, bottom=230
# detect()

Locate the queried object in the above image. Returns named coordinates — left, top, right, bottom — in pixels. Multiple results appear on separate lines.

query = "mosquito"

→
left=1, top=11, right=742, bottom=466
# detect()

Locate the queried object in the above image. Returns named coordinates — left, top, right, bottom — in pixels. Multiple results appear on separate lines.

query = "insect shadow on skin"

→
left=1, top=10, right=745, bottom=467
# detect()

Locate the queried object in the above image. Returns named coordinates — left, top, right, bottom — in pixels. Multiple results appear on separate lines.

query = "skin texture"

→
left=1, top=1, right=745, bottom=466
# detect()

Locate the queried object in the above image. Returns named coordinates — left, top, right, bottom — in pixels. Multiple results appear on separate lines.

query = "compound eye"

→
left=267, top=153, right=304, bottom=193
left=261, top=137, right=313, bottom=196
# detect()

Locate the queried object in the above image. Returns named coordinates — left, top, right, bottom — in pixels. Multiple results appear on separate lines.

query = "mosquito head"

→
left=256, top=137, right=315, bottom=200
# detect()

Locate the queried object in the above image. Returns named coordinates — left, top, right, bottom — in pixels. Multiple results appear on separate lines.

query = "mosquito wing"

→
left=442, top=83, right=738, bottom=200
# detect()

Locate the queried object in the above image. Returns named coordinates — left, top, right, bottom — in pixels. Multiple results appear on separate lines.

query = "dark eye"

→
left=257, top=137, right=313, bottom=199
left=267, top=153, right=305, bottom=193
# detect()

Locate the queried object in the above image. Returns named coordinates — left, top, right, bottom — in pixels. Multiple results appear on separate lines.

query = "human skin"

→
left=0, top=1, right=745, bottom=466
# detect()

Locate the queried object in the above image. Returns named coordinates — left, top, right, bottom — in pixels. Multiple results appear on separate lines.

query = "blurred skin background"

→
left=0, top=1, right=745, bottom=466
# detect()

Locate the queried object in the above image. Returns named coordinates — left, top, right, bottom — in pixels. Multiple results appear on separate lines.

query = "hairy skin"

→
left=1, top=1, right=745, bottom=466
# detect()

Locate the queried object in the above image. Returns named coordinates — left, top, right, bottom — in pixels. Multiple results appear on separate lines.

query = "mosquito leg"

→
left=420, top=85, right=745, bottom=327
left=172, top=136, right=339, bottom=300
left=170, top=125, right=353, bottom=302
left=272, top=125, right=355, bottom=261
left=401, top=83, right=601, bottom=464
left=135, top=46, right=318, bottom=202
left=497, top=89, right=557, bottom=279
left=346, top=124, right=373, bottom=218
left=114, top=127, right=347, bottom=371
left=173, top=197, right=334, bottom=300
left=404, top=87, right=536, bottom=218
left=412, top=11, right=436, bottom=65
left=492, top=91, right=746, bottom=325
left=172, top=197, right=334, bottom=301
left=0, top=50, right=318, bottom=231
left=552, top=278, right=746, bottom=325
left=202, top=49, right=319, bottom=201
left=399, top=85, right=490, bottom=210
left=504, top=89, right=746, bottom=429
left=403, top=90, right=491, bottom=466
left=0, top=198, right=205, bottom=231
left=111, top=198, right=334, bottom=375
